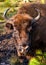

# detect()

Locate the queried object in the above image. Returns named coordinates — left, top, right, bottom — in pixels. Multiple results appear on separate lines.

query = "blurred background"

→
left=0, top=0, right=46, bottom=65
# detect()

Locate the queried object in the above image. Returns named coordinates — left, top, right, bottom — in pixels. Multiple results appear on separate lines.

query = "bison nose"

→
left=23, top=44, right=29, bottom=50
left=25, top=45, right=29, bottom=50
left=19, top=48, right=23, bottom=53
left=23, top=44, right=27, bottom=47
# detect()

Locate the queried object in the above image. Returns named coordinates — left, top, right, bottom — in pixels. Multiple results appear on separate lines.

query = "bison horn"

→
left=34, top=8, right=40, bottom=21
left=3, top=8, right=10, bottom=20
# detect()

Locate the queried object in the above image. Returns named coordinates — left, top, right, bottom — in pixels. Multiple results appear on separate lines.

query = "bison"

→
left=3, top=3, right=46, bottom=57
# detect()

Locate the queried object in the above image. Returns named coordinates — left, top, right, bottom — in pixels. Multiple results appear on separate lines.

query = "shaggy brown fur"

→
left=5, top=3, right=46, bottom=57
left=17, top=3, right=46, bottom=51
left=18, top=3, right=46, bottom=17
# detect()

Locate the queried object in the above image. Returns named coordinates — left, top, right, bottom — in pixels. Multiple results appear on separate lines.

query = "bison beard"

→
left=3, top=3, right=46, bottom=57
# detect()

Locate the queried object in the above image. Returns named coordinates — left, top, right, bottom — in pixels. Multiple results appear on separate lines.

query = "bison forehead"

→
left=5, top=14, right=32, bottom=31
left=10, top=14, right=32, bottom=25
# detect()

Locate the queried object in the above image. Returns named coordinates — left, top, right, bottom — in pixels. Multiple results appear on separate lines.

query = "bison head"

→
left=3, top=8, right=40, bottom=57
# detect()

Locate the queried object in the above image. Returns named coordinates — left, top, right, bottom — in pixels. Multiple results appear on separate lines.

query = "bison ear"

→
left=5, top=23, right=13, bottom=30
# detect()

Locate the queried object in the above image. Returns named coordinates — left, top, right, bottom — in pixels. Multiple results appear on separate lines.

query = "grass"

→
left=8, top=51, right=46, bottom=65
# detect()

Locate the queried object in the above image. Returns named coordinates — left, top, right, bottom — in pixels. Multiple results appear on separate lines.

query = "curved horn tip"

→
left=3, top=8, right=10, bottom=20
left=34, top=8, right=40, bottom=21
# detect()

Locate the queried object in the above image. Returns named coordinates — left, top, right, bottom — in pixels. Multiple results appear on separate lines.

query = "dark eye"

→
left=6, top=23, right=13, bottom=30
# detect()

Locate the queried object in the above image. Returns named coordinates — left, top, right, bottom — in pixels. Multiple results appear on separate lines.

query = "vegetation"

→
left=0, top=0, right=46, bottom=65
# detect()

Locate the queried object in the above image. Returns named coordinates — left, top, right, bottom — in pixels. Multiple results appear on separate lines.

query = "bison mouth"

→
left=16, top=42, right=30, bottom=56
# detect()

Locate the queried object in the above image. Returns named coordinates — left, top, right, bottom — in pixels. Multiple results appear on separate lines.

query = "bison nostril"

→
left=19, top=48, right=23, bottom=53
left=19, top=49, right=23, bottom=52
left=23, top=44, right=27, bottom=47
left=19, top=48, right=22, bottom=51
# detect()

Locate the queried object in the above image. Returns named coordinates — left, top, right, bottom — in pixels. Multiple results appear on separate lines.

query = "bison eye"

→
left=6, top=23, right=13, bottom=30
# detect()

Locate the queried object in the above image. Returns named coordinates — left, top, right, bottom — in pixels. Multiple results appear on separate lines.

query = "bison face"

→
left=3, top=8, right=40, bottom=57
left=5, top=14, right=33, bottom=56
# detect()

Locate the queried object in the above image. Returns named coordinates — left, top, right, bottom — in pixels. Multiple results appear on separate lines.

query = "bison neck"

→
left=31, top=22, right=41, bottom=49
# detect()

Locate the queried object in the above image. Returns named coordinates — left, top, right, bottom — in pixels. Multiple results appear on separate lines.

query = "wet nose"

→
left=19, top=45, right=29, bottom=53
